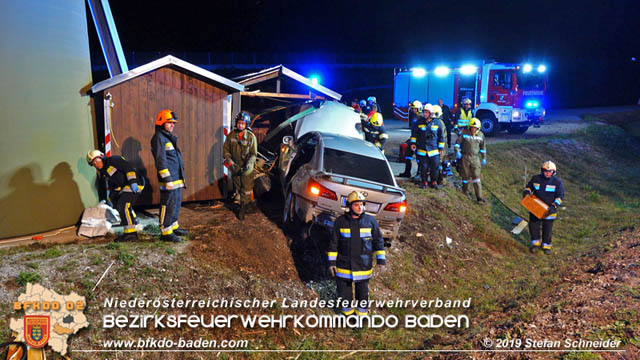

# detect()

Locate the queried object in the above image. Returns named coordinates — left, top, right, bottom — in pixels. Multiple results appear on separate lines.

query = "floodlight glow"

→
left=460, top=64, right=477, bottom=75
left=310, top=75, right=320, bottom=84
left=412, top=67, right=427, bottom=78
left=523, top=64, right=533, bottom=73
left=537, top=65, right=546, bottom=73
left=434, top=66, right=450, bottom=77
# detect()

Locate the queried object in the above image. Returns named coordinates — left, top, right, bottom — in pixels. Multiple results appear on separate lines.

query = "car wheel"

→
left=283, top=189, right=295, bottom=227
left=507, top=125, right=529, bottom=134
left=480, top=116, right=498, bottom=136
left=283, top=190, right=311, bottom=240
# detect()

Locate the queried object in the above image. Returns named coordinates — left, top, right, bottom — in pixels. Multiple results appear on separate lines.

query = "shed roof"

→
left=234, top=65, right=342, bottom=101
left=91, top=55, right=244, bottom=93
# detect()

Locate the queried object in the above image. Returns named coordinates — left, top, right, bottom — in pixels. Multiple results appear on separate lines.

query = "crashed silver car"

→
left=279, top=131, right=407, bottom=241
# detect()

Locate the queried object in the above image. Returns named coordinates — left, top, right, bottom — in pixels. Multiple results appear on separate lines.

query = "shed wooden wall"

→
left=102, top=67, right=228, bottom=205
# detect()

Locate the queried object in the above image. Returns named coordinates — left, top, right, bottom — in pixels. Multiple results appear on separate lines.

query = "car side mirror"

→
left=282, top=135, right=293, bottom=145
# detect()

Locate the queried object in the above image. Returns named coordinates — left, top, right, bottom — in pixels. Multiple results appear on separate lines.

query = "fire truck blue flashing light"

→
left=460, top=64, right=477, bottom=75
left=411, top=68, right=427, bottom=78
left=537, top=65, right=546, bottom=73
left=523, top=64, right=533, bottom=73
left=310, top=75, right=320, bottom=84
left=525, top=101, right=540, bottom=108
left=434, top=66, right=450, bottom=77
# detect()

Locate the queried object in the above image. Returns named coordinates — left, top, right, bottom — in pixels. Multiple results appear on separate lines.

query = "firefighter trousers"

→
left=337, top=278, right=369, bottom=316
left=114, top=192, right=139, bottom=234
left=160, top=189, right=182, bottom=236
left=529, top=214, right=554, bottom=249
left=233, top=170, right=254, bottom=205
left=419, top=154, right=440, bottom=184
left=460, top=156, right=483, bottom=200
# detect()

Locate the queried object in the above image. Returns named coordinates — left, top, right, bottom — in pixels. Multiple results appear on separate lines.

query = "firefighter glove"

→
left=328, top=266, right=337, bottom=277
left=130, top=182, right=139, bottom=193
left=522, top=188, right=532, bottom=198
left=456, top=152, right=462, bottom=160
left=224, top=159, right=234, bottom=169
left=548, top=203, right=557, bottom=214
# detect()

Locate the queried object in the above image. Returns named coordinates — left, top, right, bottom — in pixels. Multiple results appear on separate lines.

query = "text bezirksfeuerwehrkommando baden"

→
left=102, top=297, right=472, bottom=329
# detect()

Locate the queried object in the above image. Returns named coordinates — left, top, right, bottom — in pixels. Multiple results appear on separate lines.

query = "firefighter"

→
left=87, top=150, right=142, bottom=242
left=223, top=112, right=258, bottom=220
left=453, top=98, right=474, bottom=135
left=151, top=109, right=187, bottom=243
left=398, top=101, right=423, bottom=177
left=328, top=191, right=386, bottom=316
left=351, top=99, right=362, bottom=114
left=432, top=104, right=449, bottom=185
left=412, top=104, right=445, bottom=189
left=438, top=99, right=454, bottom=148
left=408, top=100, right=423, bottom=129
left=364, top=112, right=388, bottom=153
left=455, top=118, right=486, bottom=203
left=523, top=161, right=565, bottom=255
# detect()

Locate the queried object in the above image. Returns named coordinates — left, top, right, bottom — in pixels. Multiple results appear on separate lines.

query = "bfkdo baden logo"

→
left=8, top=283, right=89, bottom=357
left=23, top=316, right=50, bottom=348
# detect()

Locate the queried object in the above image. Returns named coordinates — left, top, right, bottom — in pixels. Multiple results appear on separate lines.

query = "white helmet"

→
left=423, top=103, right=434, bottom=115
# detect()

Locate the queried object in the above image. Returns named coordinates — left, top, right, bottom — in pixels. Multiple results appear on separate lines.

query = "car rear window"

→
left=323, top=147, right=395, bottom=186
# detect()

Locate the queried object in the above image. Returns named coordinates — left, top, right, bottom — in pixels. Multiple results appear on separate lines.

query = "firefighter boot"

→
left=115, top=232, right=138, bottom=243
left=420, top=182, right=429, bottom=189
left=238, top=203, right=247, bottom=220
left=543, top=249, right=551, bottom=255
left=161, top=233, right=183, bottom=243
left=173, top=228, right=190, bottom=237
left=398, top=160, right=412, bottom=178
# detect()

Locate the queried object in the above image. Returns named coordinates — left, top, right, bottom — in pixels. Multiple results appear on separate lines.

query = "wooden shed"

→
left=91, top=55, right=244, bottom=205
left=232, top=65, right=342, bottom=144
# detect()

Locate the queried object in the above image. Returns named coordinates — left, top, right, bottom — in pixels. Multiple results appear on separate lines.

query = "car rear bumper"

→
left=296, top=196, right=403, bottom=239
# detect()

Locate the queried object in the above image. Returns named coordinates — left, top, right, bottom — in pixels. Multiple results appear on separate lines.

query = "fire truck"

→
left=393, top=61, right=548, bottom=135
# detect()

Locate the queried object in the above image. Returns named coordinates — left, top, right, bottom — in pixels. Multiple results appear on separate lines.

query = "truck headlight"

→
left=512, top=110, right=521, bottom=118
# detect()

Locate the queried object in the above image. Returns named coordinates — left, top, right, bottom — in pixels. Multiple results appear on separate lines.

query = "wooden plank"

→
left=240, top=91, right=325, bottom=100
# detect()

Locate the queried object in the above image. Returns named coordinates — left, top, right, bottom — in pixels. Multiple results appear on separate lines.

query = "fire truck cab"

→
left=393, top=61, right=548, bottom=136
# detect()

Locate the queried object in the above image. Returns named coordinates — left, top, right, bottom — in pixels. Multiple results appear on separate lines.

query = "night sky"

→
left=100, top=0, right=640, bottom=108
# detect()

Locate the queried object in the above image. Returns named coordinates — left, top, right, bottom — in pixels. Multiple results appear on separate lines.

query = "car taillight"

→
left=384, top=200, right=407, bottom=213
left=308, top=179, right=337, bottom=201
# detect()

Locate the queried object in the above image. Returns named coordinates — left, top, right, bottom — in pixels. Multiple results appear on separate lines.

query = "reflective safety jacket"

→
left=410, top=117, right=444, bottom=157
left=328, top=213, right=386, bottom=281
left=363, top=123, right=388, bottom=146
left=151, top=127, right=186, bottom=191
left=454, top=129, right=486, bottom=160
left=526, top=174, right=565, bottom=220
left=223, top=128, right=258, bottom=174
left=99, top=156, right=143, bottom=193
left=454, top=107, right=474, bottom=128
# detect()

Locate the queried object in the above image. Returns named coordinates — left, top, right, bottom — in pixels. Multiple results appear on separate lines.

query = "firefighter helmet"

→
left=410, top=100, right=423, bottom=111
left=469, top=118, right=481, bottom=128
left=541, top=160, right=557, bottom=174
left=235, top=111, right=251, bottom=125
left=346, top=191, right=366, bottom=205
left=359, top=99, right=366, bottom=108
left=155, top=109, right=178, bottom=126
left=369, top=112, right=383, bottom=127
left=367, top=96, right=377, bottom=104
left=432, top=105, right=442, bottom=118
left=423, top=103, right=434, bottom=115
left=462, top=98, right=472, bottom=105
left=86, top=149, right=104, bottom=164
